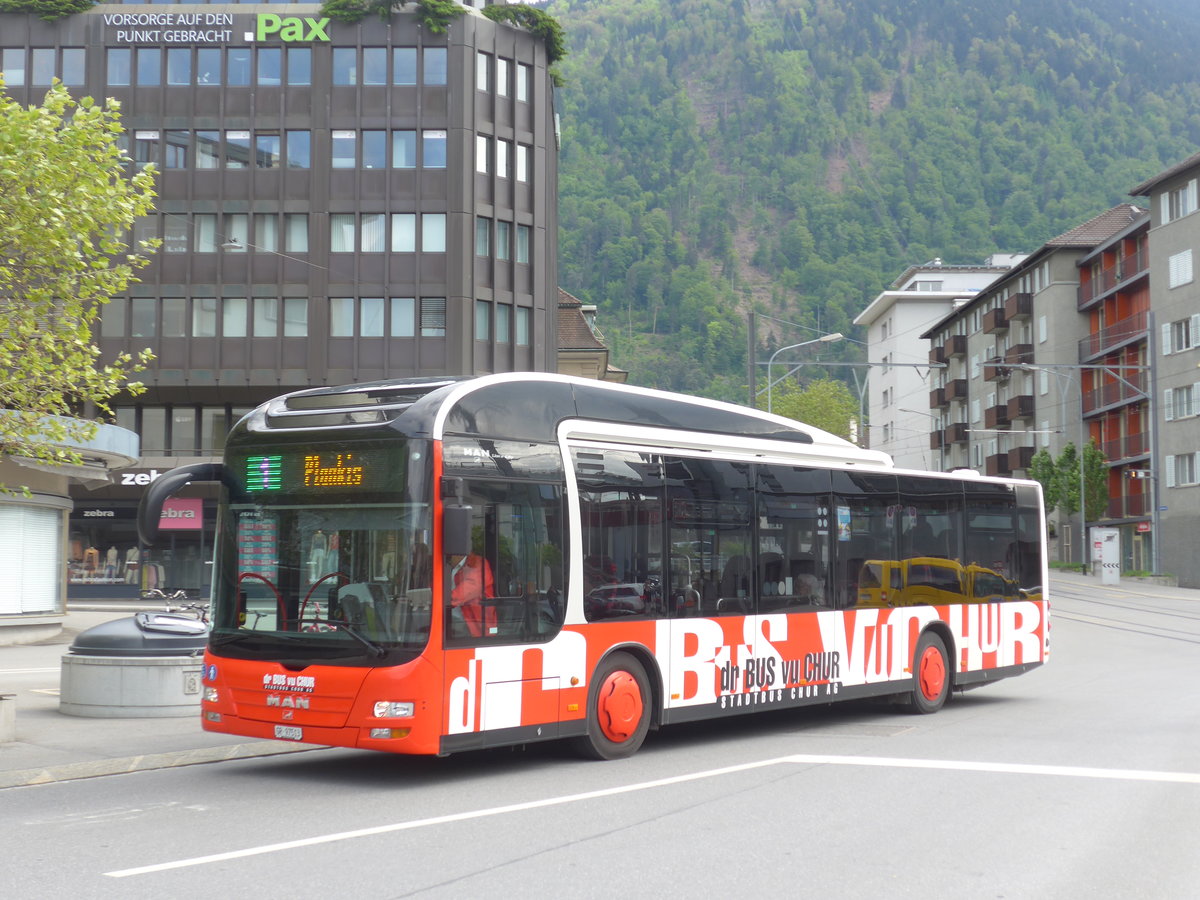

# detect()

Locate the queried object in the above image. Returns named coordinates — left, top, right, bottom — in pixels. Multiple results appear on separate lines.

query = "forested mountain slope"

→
left=549, top=0, right=1200, bottom=398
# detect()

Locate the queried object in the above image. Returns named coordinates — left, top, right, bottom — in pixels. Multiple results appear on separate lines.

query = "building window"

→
left=497, top=57, right=510, bottom=97
left=394, top=48, right=417, bottom=85
left=476, top=300, right=490, bottom=340
left=225, top=131, right=251, bottom=168
left=196, top=131, right=220, bottom=168
left=332, top=47, right=357, bottom=85
left=516, top=63, right=530, bottom=102
left=1163, top=179, right=1197, bottom=223
left=330, top=298, right=355, bottom=337
left=476, top=217, right=490, bottom=257
left=228, top=48, right=251, bottom=85
left=222, top=298, right=248, bottom=337
left=1164, top=384, right=1200, bottom=421
left=31, top=48, right=54, bottom=84
left=393, top=130, right=417, bottom=168
left=497, top=139, right=510, bottom=179
left=420, top=298, right=447, bottom=337
left=284, top=214, right=308, bottom=252
left=1, top=49, right=26, bottom=86
left=330, top=214, right=356, bottom=252
left=362, top=213, right=385, bottom=252
left=1162, top=316, right=1199, bottom=355
left=1166, top=452, right=1198, bottom=487
left=423, top=47, right=447, bottom=85
left=197, top=48, right=220, bottom=85
left=363, top=48, right=387, bottom=85
left=476, top=135, right=489, bottom=174
left=287, top=47, right=311, bottom=85
left=108, top=48, right=131, bottom=85
left=165, top=130, right=188, bottom=168
left=332, top=130, right=356, bottom=169
left=1168, top=249, right=1194, bottom=288
left=423, top=130, right=447, bottom=168
left=476, top=51, right=490, bottom=91
left=285, top=130, right=310, bottom=168
left=496, top=304, right=511, bottom=343
left=193, top=298, right=217, bottom=337
left=391, top=297, right=416, bottom=337
left=256, top=134, right=280, bottom=169
left=283, top=298, right=308, bottom=336
left=422, top=213, right=446, bottom=252
left=516, top=224, right=530, bottom=264
left=516, top=143, right=530, bottom=182
left=361, top=297, right=385, bottom=337
left=496, top=221, right=511, bottom=261
left=362, top=130, right=386, bottom=168
left=194, top=215, right=217, bottom=252
left=391, top=213, right=416, bottom=252
left=162, top=298, right=186, bottom=336
left=516, top=307, right=530, bottom=346
left=130, top=298, right=156, bottom=338
left=253, top=298, right=277, bottom=337
left=257, top=48, right=281, bottom=86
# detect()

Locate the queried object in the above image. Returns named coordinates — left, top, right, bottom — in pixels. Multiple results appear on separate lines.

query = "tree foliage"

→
left=0, top=81, right=156, bottom=487
left=762, top=377, right=858, bottom=441
left=1049, top=441, right=1108, bottom=523
left=321, top=0, right=465, bottom=31
left=550, top=0, right=1200, bottom=400
left=0, top=0, right=94, bottom=21
left=1028, top=447, right=1059, bottom=514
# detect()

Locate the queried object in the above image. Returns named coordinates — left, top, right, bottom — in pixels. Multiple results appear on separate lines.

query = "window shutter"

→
left=1189, top=179, right=1197, bottom=213
left=1161, top=193, right=1170, bottom=222
left=1194, top=383, right=1200, bottom=417
left=1165, top=456, right=1176, bottom=488
left=1192, top=314, right=1200, bottom=349
left=1162, top=322, right=1173, bottom=355
left=1164, top=389, right=1174, bottom=421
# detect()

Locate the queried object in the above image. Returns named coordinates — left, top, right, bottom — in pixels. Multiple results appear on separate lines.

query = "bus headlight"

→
left=373, top=701, right=414, bottom=718
left=204, top=687, right=219, bottom=702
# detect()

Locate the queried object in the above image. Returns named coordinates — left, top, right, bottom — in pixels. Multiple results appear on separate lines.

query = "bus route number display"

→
left=244, top=451, right=377, bottom=492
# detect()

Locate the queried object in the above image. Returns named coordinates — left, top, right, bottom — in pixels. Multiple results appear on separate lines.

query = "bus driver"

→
left=449, top=552, right=496, bottom=637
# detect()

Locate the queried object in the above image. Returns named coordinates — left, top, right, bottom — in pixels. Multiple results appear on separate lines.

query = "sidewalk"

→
left=1, top=573, right=1195, bottom=790
left=0, top=605, right=320, bottom=790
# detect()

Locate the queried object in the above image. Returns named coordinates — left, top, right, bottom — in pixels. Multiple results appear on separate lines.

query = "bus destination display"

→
left=243, top=450, right=384, bottom=493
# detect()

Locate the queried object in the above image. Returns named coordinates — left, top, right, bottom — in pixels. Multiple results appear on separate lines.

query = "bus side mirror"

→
left=443, top=505, right=473, bottom=558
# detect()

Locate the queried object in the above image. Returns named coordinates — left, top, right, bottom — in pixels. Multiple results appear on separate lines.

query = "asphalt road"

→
left=5, top=579, right=1199, bottom=899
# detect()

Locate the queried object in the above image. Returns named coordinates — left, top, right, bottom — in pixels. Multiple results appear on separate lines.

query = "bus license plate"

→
left=274, top=725, right=303, bottom=741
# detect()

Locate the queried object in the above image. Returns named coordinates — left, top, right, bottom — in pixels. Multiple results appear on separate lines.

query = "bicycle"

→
left=140, top=588, right=211, bottom=624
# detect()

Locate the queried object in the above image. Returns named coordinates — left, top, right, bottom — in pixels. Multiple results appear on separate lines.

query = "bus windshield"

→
left=209, top=438, right=433, bottom=664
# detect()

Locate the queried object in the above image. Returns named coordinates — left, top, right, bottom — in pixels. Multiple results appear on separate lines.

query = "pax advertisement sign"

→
left=102, top=13, right=331, bottom=45
left=160, top=498, right=203, bottom=531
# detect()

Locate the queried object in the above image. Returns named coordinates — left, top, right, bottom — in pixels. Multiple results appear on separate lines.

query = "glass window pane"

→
left=361, top=297, right=384, bottom=336
left=107, top=48, right=130, bottom=85
left=194, top=215, right=217, bottom=252
left=101, top=299, right=126, bottom=338
left=497, top=139, right=509, bottom=178
left=164, top=130, right=188, bottom=168
left=422, top=213, right=446, bottom=252
left=476, top=51, right=489, bottom=91
left=394, top=48, right=416, bottom=84
left=163, top=218, right=188, bottom=253
left=131, top=298, right=156, bottom=338
left=254, top=214, right=278, bottom=252
left=171, top=407, right=197, bottom=454
left=1, top=49, right=26, bottom=86
left=162, top=298, right=186, bottom=337
left=257, top=48, right=281, bottom=85
left=141, top=408, right=166, bottom=455
left=496, top=57, right=509, bottom=97
left=197, top=48, right=221, bottom=85
left=330, top=214, right=356, bottom=252
left=136, top=48, right=160, bottom=86
left=332, top=131, right=356, bottom=168
left=193, top=298, right=217, bottom=337
left=253, top=297, right=278, bottom=337
left=330, top=298, right=355, bottom=337
left=496, top=221, right=510, bottom=260
left=228, top=48, right=251, bottom=86
left=287, top=47, right=311, bottom=85
left=496, top=303, right=511, bottom=343
left=423, top=130, right=446, bottom=168
left=256, top=133, right=280, bottom=168
left=420, top=297, right=446, bottom=337
left=332, top=48, right=356, bottom=85
left=516, top=143, right=529, bottom=183
left=222, top=297, right=248, bottom=337
left=390, top=297, right=415, bottom=337
left=516, top=224, right=530, bottom=264
left=363, top=48, right=386, bottom=84
left=423, top=47, right=446, bottom=85
left=286, top=130, right=310, bottom=168
left=392, top=130, right=416, bottom=168
left=283, top=298, right=307, bottom=337
left=476, top=217, right=490, bottom=256
left=391, top=214, right=415, bottom=252
left=362, top=213, right=385, bottom=252
left=285, top=214, right=308, bottom=252
left=517, top=63, right=530, bottom=102
left=201, top=407, right=228, bottom=453
left=476, top=135, right=488, bottom=174
left=196, top=131, right=220, bottom=168
left=31, top=48, right=54, bottom=85
left=225, top=213, right=249, bottom=247
left=225, top=130, right=251, bottom=168
left=362, top=130, right=386, bottom=169
left=475, top=300, right=490, bottom=340
left=167, top=48, right=190, bottom=85
left=517, top=307, right=530, bottom=346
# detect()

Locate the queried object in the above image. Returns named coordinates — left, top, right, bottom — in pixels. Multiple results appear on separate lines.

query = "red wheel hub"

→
left=918, top=645, right=946, bottom=701
left=597, top=670, right=643, bottom=742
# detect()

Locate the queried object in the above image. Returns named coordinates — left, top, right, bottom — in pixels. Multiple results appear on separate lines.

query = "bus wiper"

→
left=301, top=617, right=389, bottom=659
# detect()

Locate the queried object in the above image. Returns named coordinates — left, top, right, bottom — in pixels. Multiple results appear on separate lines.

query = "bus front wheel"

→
left=574, top=651, right=651, bottom=760
left=908, top=631, right=950, bottom=714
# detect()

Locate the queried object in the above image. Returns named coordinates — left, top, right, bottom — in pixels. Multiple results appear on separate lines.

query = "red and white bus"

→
left=139, top=373, right=1048, bottom=759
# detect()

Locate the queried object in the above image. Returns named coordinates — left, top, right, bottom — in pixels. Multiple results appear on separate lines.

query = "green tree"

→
left=0, top=81, right=156, bottom=490
left=765, top=377, right=858, bottom=440
left=1054, top=441, right=1109, bottom=523
left=1028, top=447, right=1060, bottom=513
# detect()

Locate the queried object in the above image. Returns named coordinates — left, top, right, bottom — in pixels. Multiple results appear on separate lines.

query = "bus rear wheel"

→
left=908, top=631, right=950, bottom=714
left=574, top=652, right=651, bottom=760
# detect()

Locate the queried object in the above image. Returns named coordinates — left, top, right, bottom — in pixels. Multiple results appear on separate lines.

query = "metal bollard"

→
left=0, top=693, right=15, bottom=743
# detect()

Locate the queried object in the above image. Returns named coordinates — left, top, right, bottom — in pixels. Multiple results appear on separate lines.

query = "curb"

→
left=0, top=740, right=326, bottom=790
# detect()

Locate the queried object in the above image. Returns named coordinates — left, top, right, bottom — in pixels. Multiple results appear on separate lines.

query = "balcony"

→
left=1006, top=393, right=1034, bottom=420
left=983, top=359, right=1009, bottom=382
left=1004, top=292, right=1033, bottom=319
left=1101, top=432, right=1149, bottom=462
left=1077, top=247, right=1149, bottom=311
left=944, top=422, right=969, bottom=444
left=945, top=334, right=967, bottom=357
left=1078, top=310, right=1148, bottom=361
left=1081, top=373, right=1149, bottom=416
left=984, top=404, right=1011, bottom=429
left=1106, top=491, right=1149, bottom=519
left=982, top=308, right=1008, bottom=334
left=1004, top=343, right=1033, bottom=365
left=1007, top=445, right=1035, bottom=470
left=928, top=344, right=947, bottom=366
left=929, top=386, right=947, bottom=408
left=944, top=379, right=969, bottom=402
left=929, top=430, right=944, bottom=451
left=985, top=453, right=1012, bottom=477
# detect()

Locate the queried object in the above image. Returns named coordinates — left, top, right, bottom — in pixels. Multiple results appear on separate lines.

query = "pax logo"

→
left=256, top=14, right=330, bottom=42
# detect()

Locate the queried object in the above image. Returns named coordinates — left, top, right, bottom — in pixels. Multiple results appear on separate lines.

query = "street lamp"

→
left=765, top=332, right=844, bottom=413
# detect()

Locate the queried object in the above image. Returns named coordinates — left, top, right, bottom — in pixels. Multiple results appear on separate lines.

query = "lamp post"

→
left=765, top=332, right=844, bottom=413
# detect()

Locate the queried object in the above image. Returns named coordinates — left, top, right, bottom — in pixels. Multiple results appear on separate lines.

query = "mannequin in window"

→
left=83, top=546, right=100, bottom=573
left=125, top=546, right=141, bottom=584
left=105, top=546, right=119, bottom=579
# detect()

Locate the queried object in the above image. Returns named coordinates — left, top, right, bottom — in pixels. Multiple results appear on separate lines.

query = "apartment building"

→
left=1, top=1, right=560, bottom=597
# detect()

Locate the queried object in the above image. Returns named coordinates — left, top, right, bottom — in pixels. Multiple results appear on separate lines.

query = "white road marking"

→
left=105, top=753, right=1200, bottom=878
left=0, top=667, right=59, bottom=675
